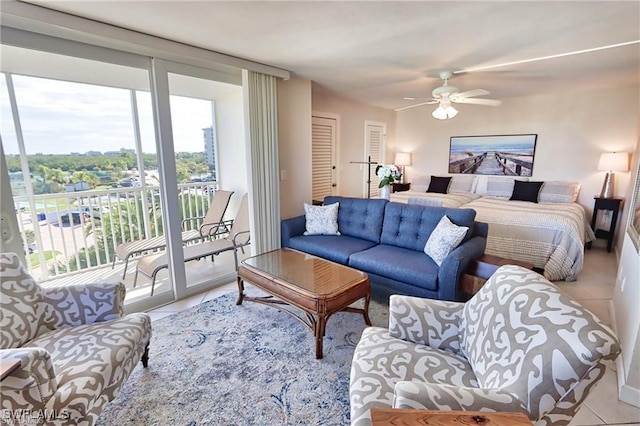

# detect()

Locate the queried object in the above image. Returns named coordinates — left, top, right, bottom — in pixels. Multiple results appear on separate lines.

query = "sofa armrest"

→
left=393, top=381, right=528, bottom=417
left=389, top=295, right=464, bottom=353
left=1, top=348, right=58, bottom=410
left=281, top=215, right=306, bottom=247
left=41, top=282, right=125, bottom=329
left=438, top=235, right=487, bottom=301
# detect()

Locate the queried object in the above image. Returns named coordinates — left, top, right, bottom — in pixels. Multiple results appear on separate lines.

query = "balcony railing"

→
left=14, top=182, right=219, bottom=282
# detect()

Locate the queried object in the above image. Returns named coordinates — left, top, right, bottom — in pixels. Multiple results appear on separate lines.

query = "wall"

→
left=312, top=83, right=397, bottom=198
left=396, top=84, right=639, bottom=251
left=215, top=87, right=247, bottom=219
left=277, top=77, right=313, bottom=219
left=613, top=132, right=640, bottom=407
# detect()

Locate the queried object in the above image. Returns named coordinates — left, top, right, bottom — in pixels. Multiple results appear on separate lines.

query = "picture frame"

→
left=448, top=134, right=537, bottom=176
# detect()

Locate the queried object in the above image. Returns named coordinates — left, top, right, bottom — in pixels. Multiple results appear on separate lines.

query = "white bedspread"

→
left=463, top=197, right=595, bottom=281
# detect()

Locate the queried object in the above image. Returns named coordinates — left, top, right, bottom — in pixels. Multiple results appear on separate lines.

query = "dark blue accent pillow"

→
left=510, top=180, right=544, bottom=203
left=427, top=176, right=452, bottom=194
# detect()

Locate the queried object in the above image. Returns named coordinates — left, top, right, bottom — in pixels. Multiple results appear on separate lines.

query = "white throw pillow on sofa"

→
left=424, top=215, right=469, bottom=266
left=303, top=202, right=340, bottom=235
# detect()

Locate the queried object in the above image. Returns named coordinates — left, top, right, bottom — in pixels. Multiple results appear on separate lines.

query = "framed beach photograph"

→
left=448, top=134, right=538, bottom=176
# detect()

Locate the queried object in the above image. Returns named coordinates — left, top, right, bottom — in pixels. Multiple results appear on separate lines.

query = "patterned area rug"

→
left=97, top=290, right=389, bottom=425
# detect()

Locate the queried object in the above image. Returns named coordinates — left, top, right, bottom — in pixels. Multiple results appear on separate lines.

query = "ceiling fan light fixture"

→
left=432, top=104, right=458, bottom=120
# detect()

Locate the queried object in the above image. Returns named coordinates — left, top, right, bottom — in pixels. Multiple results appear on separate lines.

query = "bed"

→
left=463, top=197, right=594, bottom=281
left=392, top=175, right=594, bottom=281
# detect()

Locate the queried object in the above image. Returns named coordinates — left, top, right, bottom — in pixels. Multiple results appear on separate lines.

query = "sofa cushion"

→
left=380, top=203, right=476, bottom=251
left=324, top=196, right=387, bottom=243
left=348, top=245, right=439, bottom=291
left=0, top=253, right=49, bottom=349
left=303, top=202, right=340, bottom=235
left=424, top=216, right=469, bottom=266
left=287, top=235, right=377, bottom=265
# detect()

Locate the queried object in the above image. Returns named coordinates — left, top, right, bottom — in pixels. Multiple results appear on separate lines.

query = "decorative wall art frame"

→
left=448, top=134, right=538, bottom=176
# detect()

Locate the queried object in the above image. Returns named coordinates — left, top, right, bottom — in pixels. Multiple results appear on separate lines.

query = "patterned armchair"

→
left=0, top=253, right=152, bottom=426
left=350, top=265, right=620, bottom=426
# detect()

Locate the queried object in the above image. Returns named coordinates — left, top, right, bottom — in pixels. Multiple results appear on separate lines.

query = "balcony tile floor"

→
left=148, top=246, right=640, bottom=425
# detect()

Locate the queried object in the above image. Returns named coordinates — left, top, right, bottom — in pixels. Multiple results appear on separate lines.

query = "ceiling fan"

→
left=397, top=70, right=502, bottom=119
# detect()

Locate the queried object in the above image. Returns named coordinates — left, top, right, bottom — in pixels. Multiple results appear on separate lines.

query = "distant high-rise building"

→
left=203, top=125, right=218, bottom=180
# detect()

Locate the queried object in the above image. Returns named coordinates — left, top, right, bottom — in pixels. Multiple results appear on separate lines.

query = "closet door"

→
left=364, top=121, right=386, bottom=198
left=312, top=116, right=337, bottom=202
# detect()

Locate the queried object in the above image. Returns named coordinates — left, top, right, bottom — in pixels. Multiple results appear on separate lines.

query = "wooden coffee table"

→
left=371, top=408, right=532, bottom=425
left=236, top=248, right=371, bottom=359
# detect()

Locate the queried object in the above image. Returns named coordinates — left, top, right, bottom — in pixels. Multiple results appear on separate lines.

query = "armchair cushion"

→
left=26, top=313, right=151, bottom=420
left=350, top=327, right=477, bottom=426
left=41, top=283, right=125, bottom=329
left=0, top=254, right=50, bottom=349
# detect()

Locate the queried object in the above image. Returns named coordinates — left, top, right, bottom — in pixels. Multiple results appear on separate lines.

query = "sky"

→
left=1, top=74, right=213, bottom=156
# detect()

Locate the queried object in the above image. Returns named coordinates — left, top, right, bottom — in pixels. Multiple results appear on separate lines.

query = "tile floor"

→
left=148, top=246, right=640, bottom=425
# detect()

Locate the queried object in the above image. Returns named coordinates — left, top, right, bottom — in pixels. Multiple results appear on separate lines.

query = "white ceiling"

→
left=21, top=1, right=640, bottom=110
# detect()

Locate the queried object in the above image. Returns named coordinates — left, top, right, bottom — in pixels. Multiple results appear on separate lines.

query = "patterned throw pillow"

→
left=424, top=216, right=469, bottom=266
left=303, top=202, right=340, bottom=235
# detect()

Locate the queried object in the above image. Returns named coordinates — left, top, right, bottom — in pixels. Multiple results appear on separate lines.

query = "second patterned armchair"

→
left=350, top=265, right=620, bottom=426
left=0, top=252, right=152, bottom=426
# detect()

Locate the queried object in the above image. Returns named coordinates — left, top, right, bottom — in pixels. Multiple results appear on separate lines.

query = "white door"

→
left=364, top=121, right=387, bottom=198
left=311, top=116, right=337, bottom=202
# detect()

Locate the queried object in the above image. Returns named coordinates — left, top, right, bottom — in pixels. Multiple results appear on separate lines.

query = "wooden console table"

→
left=460, top=254, right=535, bottom=296
left=371, top=408, right=532, bottom=425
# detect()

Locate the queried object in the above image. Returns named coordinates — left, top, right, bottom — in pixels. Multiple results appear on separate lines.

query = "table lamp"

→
left=394, top=152, right=412, bottom=183
left=598, top=152, right=628, bottom=198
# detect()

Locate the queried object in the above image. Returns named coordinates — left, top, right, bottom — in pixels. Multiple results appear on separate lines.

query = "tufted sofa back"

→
left=460, top=265, right=620, bottom=421
left=0, top=253, right=51, bottom=349
left=380, top=203, right=476, bottom=251
left=324, top=196, right=388, bottom=243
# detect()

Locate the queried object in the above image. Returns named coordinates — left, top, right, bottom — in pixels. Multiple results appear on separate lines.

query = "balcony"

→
left=14, top=182, right=244, bottom=302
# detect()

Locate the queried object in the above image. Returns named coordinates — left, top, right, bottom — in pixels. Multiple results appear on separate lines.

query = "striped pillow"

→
left=539, top=181, right=581, bottom=203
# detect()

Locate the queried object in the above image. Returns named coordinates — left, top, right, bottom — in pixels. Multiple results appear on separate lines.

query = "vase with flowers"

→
left=375, top=164, right=402, bottom=200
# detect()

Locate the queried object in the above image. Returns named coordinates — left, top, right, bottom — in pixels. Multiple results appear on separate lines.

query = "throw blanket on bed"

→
left=389, top=191, right=480, bottom=208
left=463, top=198, right=595, bottom=281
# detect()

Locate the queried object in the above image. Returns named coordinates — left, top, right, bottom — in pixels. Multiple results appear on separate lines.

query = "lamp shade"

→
left=394, top=152, right=412, bottom=166
left=598, top=152, right=629, bottom=172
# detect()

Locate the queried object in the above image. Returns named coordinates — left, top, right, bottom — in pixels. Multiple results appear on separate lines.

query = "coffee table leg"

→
left=315, top=315, right=328, bottom=359
left=363, top=293, right=372, bottom=326
left=236, top=276, right=245, bottom=305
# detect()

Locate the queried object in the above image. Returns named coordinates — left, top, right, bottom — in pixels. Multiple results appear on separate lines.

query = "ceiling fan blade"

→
left=454, top=89, right=489, bottom=98
left=451, top=97, right=502, bottom=106
left=395, top=100, right=438, bottom=112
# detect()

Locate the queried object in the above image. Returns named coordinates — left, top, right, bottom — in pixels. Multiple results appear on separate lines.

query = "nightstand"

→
left=392, top=182, right=411, bottom=193
left=588, top=197, right=623, bottom=253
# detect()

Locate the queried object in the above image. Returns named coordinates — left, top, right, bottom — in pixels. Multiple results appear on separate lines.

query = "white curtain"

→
left=243, top=70, right=281, bottom=253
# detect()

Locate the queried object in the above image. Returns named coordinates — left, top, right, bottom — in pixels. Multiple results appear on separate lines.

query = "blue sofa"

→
left=281, top=196, right=488, bottom=302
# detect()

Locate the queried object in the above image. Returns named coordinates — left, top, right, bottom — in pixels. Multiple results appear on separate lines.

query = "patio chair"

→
left=134, top=193, right=251, bottom=295
left=111, top=190, right=234, bottom=278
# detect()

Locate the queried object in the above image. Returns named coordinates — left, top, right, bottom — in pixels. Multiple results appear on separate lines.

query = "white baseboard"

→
left=610, top=299, right=640, bottom=408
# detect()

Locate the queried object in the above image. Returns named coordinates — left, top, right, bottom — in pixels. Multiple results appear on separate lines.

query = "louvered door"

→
left=312, top=116, right=337, bottom=201
left=364, top=121, right=386, bottom=198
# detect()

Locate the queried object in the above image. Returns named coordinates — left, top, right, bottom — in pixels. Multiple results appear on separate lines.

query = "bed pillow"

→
left=424, top=215, right=469, bottom=266
left=449, top=175, right=476, bottom=193
left=539, top=181, right=581, bottom=203
left=411, top=175, right=430, bottom=193
left=510, top=180, right=544, bottom=203
left=427, top=176, right=452, bottom=194
left=483, top=176, right=529, bottom=198
left=303, top=202, right=340, bottom=235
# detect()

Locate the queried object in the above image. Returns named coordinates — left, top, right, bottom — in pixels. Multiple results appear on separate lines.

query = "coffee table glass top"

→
left=241, top=249, right=367, bottom=295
